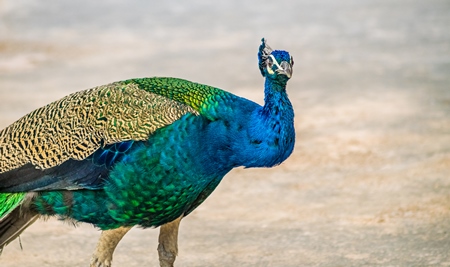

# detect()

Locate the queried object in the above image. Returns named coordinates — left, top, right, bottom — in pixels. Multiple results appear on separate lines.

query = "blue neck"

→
left=191, top=76, right=295, bottom=172
left=232, top=77, right=295, bottom=168
left=262, top=78, right=291, bottom=117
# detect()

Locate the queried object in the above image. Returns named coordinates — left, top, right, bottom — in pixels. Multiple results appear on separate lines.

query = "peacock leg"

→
left=90, top=226, right=132, bottom=267
left=157, top=216, right=182, bottom=267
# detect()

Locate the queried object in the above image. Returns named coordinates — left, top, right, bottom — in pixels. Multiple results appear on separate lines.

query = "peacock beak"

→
left=277, top=61, right=292, bottom=79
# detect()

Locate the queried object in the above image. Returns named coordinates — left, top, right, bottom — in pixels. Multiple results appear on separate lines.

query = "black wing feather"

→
left=0, top=140, right=143, bottom=192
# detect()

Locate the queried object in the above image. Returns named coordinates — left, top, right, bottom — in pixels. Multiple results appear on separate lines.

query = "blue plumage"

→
left=0, top=39, right=295, bottom=267
left=91, top=140, right=135, bottom=167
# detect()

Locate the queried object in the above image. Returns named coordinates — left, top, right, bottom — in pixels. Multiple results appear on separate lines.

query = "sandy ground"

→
left=0, top=0, right=449, bottom=266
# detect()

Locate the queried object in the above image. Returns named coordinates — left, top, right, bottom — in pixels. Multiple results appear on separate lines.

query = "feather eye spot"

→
left=267, top=57, right=274, bottom=69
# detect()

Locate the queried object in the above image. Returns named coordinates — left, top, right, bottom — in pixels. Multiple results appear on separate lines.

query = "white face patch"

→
left=268, top=55, right=283, bottom=71
left=266, top=54, right=293, bottom=78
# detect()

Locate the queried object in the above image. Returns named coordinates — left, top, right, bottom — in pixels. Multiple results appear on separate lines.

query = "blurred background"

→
left=0, top=0, right=449, bottom=266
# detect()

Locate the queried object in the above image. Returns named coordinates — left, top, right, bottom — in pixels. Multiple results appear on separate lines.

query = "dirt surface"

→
left=0, top=0, right=449, bottom=266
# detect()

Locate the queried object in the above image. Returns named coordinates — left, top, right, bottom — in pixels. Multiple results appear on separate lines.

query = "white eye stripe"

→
left=268, top=55, right=283, bottom=70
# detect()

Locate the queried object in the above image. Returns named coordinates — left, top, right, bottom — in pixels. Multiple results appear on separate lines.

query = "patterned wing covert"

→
left=0, top=81, right=197, bottom=173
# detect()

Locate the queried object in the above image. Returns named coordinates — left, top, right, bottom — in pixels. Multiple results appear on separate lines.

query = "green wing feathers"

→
left=0, top=77, right=228, bottom=173
left=0, top=193, right=26, bottom=219
left=0, top=192, right=38, bottom=250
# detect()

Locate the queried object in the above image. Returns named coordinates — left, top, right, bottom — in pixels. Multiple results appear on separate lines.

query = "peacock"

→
left=0, top=39, right=294, bottom=267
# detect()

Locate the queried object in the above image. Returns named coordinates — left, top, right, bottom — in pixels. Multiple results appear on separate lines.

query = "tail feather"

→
left=0, top=193, right=38, bottom=252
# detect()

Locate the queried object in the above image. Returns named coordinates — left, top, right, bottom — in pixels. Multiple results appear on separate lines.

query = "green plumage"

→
left=127, top=77, right=225, bottom=109
left=0, top=193, right=25, bottom=219
left=0, top=77, right=237, bottom=229
left=0, top=39, right=295, bottom=267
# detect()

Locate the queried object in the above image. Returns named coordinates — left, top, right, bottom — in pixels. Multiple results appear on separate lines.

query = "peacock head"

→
left=258, top=38, right=294, bottom=83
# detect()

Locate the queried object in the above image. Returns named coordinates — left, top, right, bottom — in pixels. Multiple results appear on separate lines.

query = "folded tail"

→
left=0, top=193, right=38, bottom=252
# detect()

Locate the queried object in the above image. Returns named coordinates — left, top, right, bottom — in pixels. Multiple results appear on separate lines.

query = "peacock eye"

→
left=267, top=58, right=274, bottom=68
